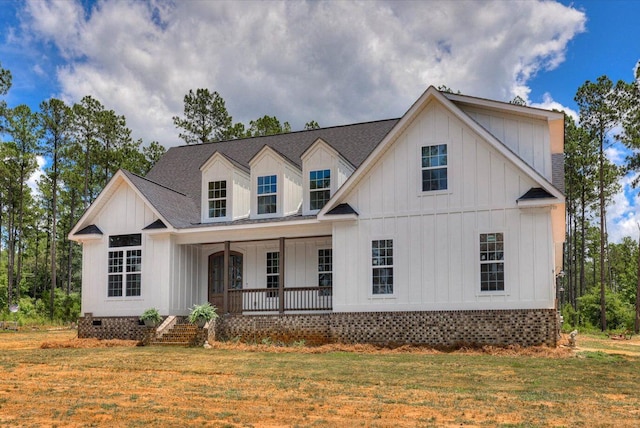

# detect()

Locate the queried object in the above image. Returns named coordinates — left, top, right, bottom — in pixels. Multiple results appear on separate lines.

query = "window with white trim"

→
left=266, top=251, right=279, bottom=298
left=108, top=234, right=142, bottom=297
left=310, top=169, right=331, bottom=210
left=208, top=180, right=227, bottom=218
left=480, top=233, right=504, bottom=292
left=372, top=240, right=393, bottom=295
left=257, top=175, right=277, bottom=214
left=421, top=144, right=447, bottom=191
left=318, top=248, right=332, bottom=296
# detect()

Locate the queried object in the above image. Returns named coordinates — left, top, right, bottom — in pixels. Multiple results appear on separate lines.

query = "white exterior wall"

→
left=79, top=182, right=172, bottom=317
left=232, top=170, right=251, bottom=220
left=169, top=239, right=202, bottom=315
left=333, top=101, right=556, bottom=312
left=284, top=164, right=303, bottom=215
left=460, top=106, right=553, bottom=182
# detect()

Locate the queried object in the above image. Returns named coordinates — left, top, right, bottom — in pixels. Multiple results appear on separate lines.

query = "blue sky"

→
left=0, top=0, right=639, bottom=241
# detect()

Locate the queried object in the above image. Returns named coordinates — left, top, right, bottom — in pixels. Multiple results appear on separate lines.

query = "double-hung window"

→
left=310, top=169, right=331, bottom=210
left=480, top=233, right=504, bottom=292
left=266, top=251, right=279, bottom=298
left=208, top=180, right=227, bottom=218
left=108, top=234, right=142, bottom=297
left=421, top=144, right=447, bottom=191
left=372, top=239, right=393, bottom=295
left=318, top=248, right=332, bottom=296
left=257, top=175, right=277, bottom=214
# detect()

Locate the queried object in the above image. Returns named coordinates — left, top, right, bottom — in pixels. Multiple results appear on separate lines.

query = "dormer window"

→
left=257, top=175, right=277, bottom=214
left=208, top=180, right=227, bottom=218
left=310, top=169, right=331, bottom=210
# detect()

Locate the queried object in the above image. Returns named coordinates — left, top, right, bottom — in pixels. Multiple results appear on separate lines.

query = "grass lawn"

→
left=0, top=329, right=639, bottom=427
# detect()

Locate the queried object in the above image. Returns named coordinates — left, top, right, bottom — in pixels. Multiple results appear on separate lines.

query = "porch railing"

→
left=228, top=286, right=332, bottom=313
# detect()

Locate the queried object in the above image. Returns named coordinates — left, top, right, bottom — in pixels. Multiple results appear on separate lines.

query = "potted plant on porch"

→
left=139, top=308, right=162, bottom=327
left=188, top=303, right=218, bottom=328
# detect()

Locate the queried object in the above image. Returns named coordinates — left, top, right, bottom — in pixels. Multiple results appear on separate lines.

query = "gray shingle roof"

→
left=122, top=170, right=200, bottom=228
left=146, top=119, right=399, bottom=201
left=518, top=187, right=556, bottom=200
left=76, top=224, right=103, bottom=235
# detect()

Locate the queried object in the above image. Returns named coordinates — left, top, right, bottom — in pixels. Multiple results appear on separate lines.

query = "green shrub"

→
left=578, top=287, right=634, bottom=331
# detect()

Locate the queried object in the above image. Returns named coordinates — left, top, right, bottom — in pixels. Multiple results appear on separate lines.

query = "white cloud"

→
left=606, top=172, right=640, bottom=243
left=530, top=92, right=578, bottom=123
left=27, top=155, right=46, bottom=195
left=19, top=0, right=586, bottom=147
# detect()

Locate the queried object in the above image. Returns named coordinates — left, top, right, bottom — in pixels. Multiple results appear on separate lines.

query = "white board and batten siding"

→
left=169, top=239, right=202, bottom=315
left=80, top=181, right=173, bottom=317
left=333, top=100, right=556, bottom=312
left=460, top=106, right=553, bottom=182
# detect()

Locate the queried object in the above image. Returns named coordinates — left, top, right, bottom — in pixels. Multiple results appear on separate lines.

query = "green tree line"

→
left=0, top=63, right=316, bottom=324
left=563, top=70, right=640, bottom=333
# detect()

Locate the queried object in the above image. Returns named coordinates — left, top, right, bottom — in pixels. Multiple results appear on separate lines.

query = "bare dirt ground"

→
left=1, top=328, right=639, bottom=427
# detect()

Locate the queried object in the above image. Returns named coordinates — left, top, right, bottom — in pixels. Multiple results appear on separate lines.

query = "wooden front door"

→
left=208, top=251, right=243, bottom=313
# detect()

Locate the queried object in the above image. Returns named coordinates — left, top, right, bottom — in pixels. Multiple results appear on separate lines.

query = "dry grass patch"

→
left=0, top=329, right=639, bottom=427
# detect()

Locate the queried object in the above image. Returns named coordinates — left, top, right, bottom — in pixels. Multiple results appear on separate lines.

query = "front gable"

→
left=69, top=171, right=171, bottom=242
left=320, top=87, right=564, bottom=219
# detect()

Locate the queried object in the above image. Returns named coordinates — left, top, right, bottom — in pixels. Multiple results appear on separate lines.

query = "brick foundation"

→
left=78, top=309, right=558, bottom=347
left=217, top=309, right=558, bottom=347
left=78, top=313, right=149, bottom=341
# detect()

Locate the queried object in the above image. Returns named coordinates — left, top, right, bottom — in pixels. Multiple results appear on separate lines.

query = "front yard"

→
left=0, top=329, right=639, bottom=427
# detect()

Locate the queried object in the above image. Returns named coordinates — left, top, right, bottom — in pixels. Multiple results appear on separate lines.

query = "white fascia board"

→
left=317, top=213, right=358, bottom=222
left=516, top=198, right=559, bottom=208
left=175, top=217, right=323, bottom=235
left=443, top=92, right=565, bottom=122
left=72, top=233, right=103, bottom=243
left=173, top=218, right=332, bottom=245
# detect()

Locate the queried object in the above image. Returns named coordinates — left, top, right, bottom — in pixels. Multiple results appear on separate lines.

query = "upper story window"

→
left=257, top=175, right=277, bottom=214
left=480, top=233, right=504, bottom=292
left=421, top=144, right=447, bottom=191
left=108, top=234, right=142, bottom=298
left=208, top=180, right=227, bottom=218
left=309, top=169, right=331, bottom=211
left=372, top=239, right=393, bottom=295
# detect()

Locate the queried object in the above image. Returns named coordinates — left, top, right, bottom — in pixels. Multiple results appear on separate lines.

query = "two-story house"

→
left=70, top=86, right=565, bottom=346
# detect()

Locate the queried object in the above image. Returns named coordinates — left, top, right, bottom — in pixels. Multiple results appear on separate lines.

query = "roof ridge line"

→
left=168, top=118, right=402, bottom=149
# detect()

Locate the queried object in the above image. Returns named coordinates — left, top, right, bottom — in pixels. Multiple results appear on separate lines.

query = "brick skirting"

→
left=79, top=309, right=558, bottom=347
left=78, top=313, right=148, bottom=341
left=216, top=309, right=558, bottom=347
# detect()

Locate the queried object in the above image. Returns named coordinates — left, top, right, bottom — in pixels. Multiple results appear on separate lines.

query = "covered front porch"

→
left=208, top=238, right=333, bottom=314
